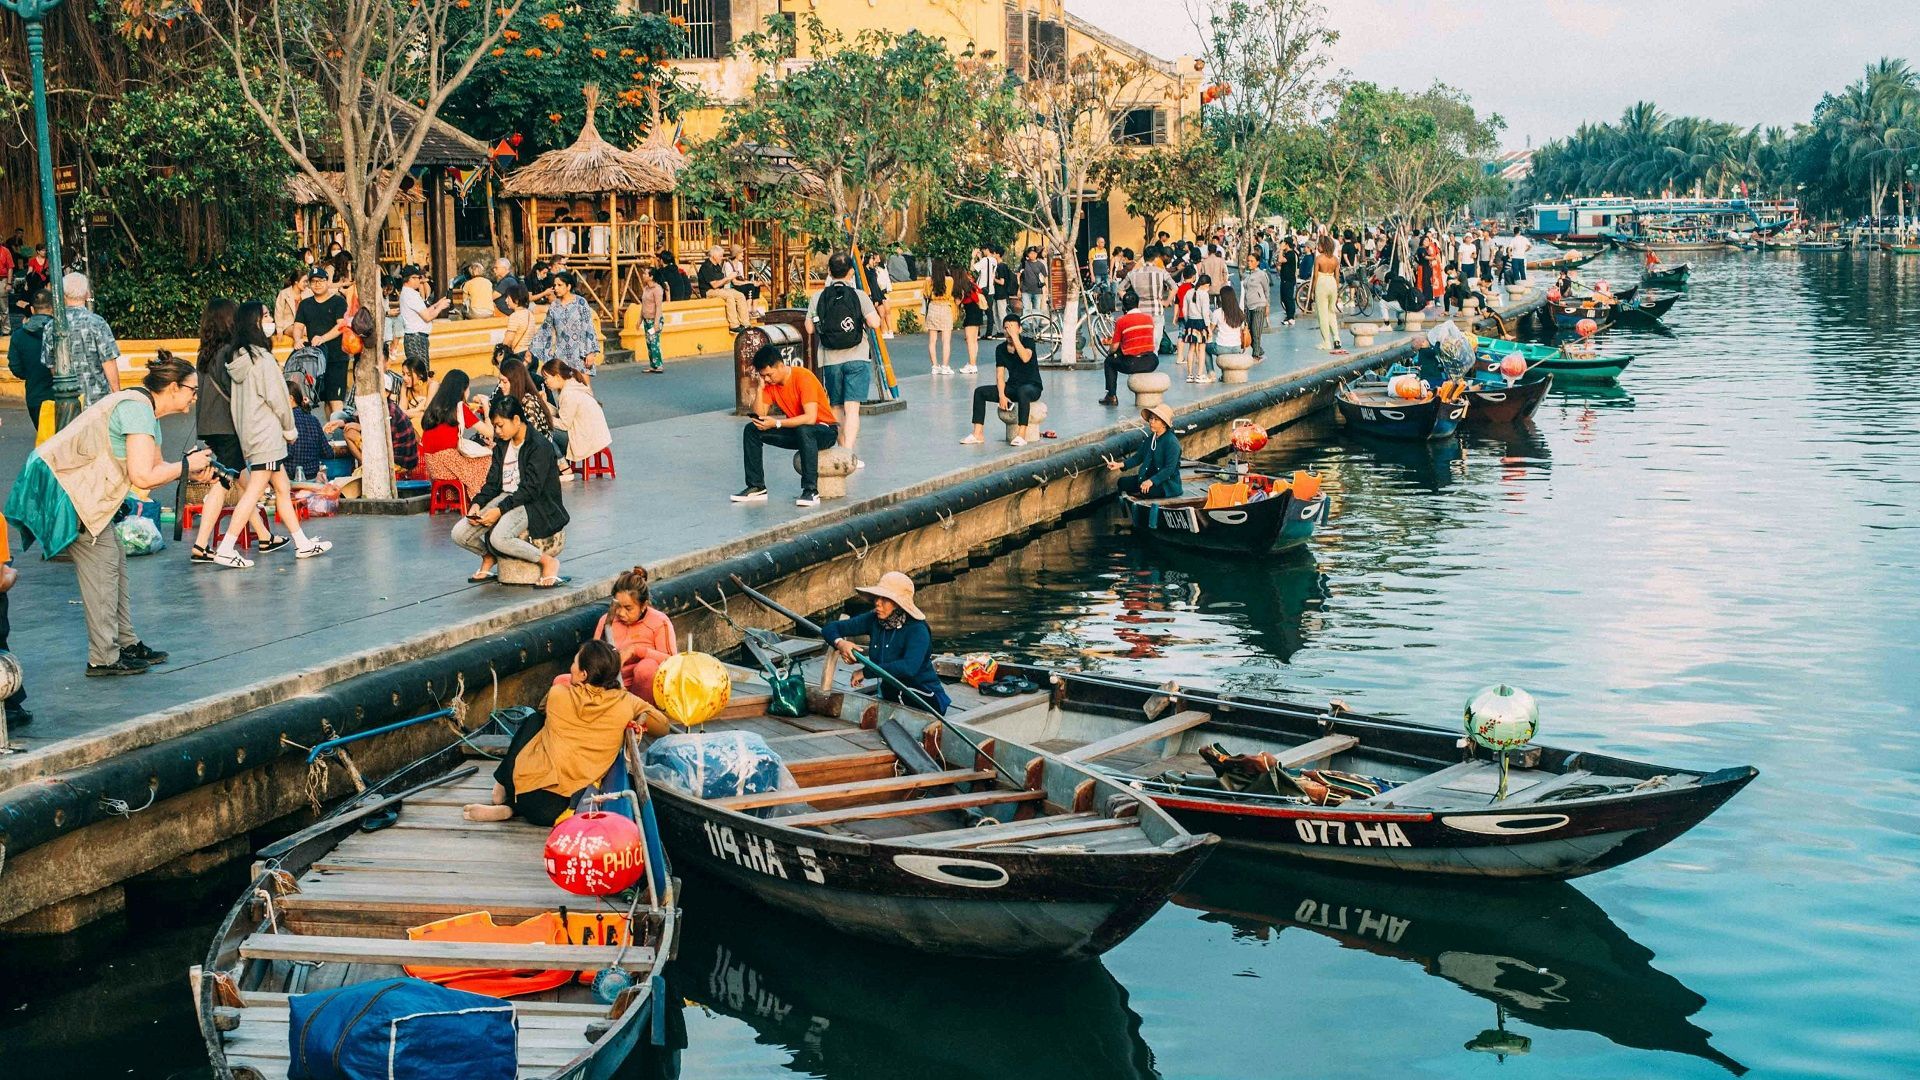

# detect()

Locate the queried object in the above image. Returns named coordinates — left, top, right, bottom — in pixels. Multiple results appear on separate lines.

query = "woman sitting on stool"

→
left=464, top=640, right=669, bottom=825
left=960, top=314, right=1043, bottom=446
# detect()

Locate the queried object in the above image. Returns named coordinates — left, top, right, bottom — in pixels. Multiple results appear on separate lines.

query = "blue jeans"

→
left=1022, top=290, right=1044, bottom=315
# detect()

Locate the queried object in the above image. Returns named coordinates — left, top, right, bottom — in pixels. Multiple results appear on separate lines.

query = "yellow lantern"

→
left=652, top=653, right=732, bottom=727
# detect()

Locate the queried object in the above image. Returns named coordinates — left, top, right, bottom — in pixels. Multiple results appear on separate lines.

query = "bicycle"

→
left=1017, top=286, right=1113, bottom=365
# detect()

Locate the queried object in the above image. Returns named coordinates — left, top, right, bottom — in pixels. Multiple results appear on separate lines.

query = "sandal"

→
left=535, top=575, right=563, bottom=589
left=468, top=569, right=498, bottom=583
left=256, top=534, right=292, bottom=554
left=190, top=544, right=216, bottom=564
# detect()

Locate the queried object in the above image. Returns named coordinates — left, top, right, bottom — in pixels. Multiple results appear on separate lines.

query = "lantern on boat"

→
left=1576, top=318, right=1598, bottom=338
left=1498, top=355, right=1527, bottom=380
left=1594, top=280, right=1610, bottom=295
left=1389, top=373, right=1427, bottom=400
left=653, top=652, right=732, bottom=727
left=1545, top=287, right=1561, bottom=303
left=961, top=654, right=1000, bottom=688
left=1464, top=683, right=1540, bottom=800
left=1230, top=418, right=1269, bottom=454
left=544, top=811, right=646, bottom=896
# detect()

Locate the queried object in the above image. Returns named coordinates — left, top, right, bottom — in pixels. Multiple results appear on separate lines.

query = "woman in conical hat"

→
left=821, top=570, right=951, bottom=714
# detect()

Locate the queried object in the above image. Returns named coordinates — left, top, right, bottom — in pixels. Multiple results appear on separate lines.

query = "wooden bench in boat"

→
left=1120, top=732, right=1361, bottom=778
left=238, top=933, right=654, bottom=971
left=896, top=812, right=1139, bottom=849
left=712, top=768, right=993, bottom=811
left=779, top=788, right=1045, bottom=829
left=1062, top=711, right=1213, bottom=762
left=237, top=991, right=608, bottom=1015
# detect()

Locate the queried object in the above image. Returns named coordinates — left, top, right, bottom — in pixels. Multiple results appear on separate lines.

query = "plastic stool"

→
left=182, top=503, right=254, bottom=550
left=579, top=447, right=616, bottom=481
left=428, top=479, right=467, bottom=515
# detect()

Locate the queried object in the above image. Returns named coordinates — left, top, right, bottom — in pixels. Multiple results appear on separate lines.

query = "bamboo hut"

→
left=287, top=171, right=426, bottom=266
left=502, top=86, right=673, bottom=324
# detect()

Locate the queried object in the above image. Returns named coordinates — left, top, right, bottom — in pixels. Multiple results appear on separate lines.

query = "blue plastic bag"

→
left=644, top=731, right=793, bottom=801
left=287, top=976, right=516, bottom=1080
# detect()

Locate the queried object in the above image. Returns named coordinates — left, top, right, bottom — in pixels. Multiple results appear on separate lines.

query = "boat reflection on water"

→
left=1320, top=435, right=1466, bottom=491
left=661, top=882, right=1162, bottom=1080
left=1174, top=852, right=1747, bottom=1075
left=1551, top=383, right=1637, bottom=409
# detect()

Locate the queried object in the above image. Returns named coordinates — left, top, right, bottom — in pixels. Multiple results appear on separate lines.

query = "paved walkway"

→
left=0, top=297, right=1526, bottom=784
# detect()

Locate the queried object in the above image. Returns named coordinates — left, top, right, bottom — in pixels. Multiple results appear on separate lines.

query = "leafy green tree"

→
left=442, top=1, right=695, bottom=154
left=1361, top=83, right=1502, bottom=269
left=917, top=187, right=1022, bottom=266
left=1097, top=133, right=1228, bottom=239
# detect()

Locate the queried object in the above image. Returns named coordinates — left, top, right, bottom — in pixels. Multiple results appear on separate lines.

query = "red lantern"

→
left=1576, top=318, right=1598, bottom=338
left=1230, top=418, right=1269, bottom=454
left=1498, top=355, right=1526, bottom=378
left=544, top=811, right=646, bottom=896
left=1545, top=287, right=1561, bottom=303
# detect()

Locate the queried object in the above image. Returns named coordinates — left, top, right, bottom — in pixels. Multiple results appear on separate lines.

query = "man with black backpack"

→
left=806, top=251, right=880, bottom=468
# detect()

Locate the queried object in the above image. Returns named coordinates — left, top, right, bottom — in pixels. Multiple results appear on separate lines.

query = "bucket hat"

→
left=1141, top=403, right=1174, bottom=428
left=855, top=571, right=924, bottom=621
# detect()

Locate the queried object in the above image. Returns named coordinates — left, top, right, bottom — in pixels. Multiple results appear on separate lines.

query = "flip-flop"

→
left=359, top=805, right=402, bottom=832
left=468, top=569, right=498, bottom=582
left=1041, top=430, right=1058, bottom=439
left=535, top=575, right=564, bottom=589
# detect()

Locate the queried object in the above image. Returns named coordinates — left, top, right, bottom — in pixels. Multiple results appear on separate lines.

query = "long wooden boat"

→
left=644, top=646, right=1215, bottom=961
left=1122, top=466, right=1328, bottom=555
left=1885, top=244, right=1920, bottom=255
left=1484, top=338, right=1634, bottom=383
left=1461, top=366, right=1553, bottom=424
left=950, top=666, right=1757, bottom=880
left=1639, top=262, right=1691, bottom=287
left=1175, top=853, right=1749, bottom=1074
left=1335, top=377, right=1467, bottom=441
left=1526, top=247, right=1604, bottom=271
left=192, top=740, right=678, bottom=1080
left=1797, top=239, right=1850, bottom=251
left=1618, top=291, right=1681, bottom=323
left=1612, top=237, right=1728, bottom=253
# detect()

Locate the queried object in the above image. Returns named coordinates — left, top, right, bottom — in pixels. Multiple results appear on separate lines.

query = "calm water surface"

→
left=4, top=252, right=1916, bottom=1079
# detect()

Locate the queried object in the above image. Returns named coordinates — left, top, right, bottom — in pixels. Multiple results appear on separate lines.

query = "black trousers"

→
left=972, top=383, right=1041, bottom=426
left=494, top=711, right=571, bottom=827
left=1118, top=476, right=1152, bottom=497
left=1105, top=354, right=1159, bottom=396
left=1278, top=275, right=1298, bottom=320
left=744, top=421, right=839, bottom=489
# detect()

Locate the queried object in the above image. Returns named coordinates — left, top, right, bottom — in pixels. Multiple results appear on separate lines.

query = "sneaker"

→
left=559, top=469, right=578, bottom=482
left=121, top=641, right=169, bottom=665
left=960, top=364, right=979, bottom=374
left=1010, top=435, right=1028, bottom=447
left=255, top=534, right=292, bottom=554
left=297, top=538, right=333, bottom=558
left=87, top=655, right=151, bottom=678
left=795, top=490, right=821, bottom=508
left=959, top=433, right=985, bottom=445
left=210, top=548, right=253, bottom=569
left=853, top=458, right=866, bottom=471
left=731, top=487, right=769, bottom=503
left=1098, top=395, right=1119, bottom=406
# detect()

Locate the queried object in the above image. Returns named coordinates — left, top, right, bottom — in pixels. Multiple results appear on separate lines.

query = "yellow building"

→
left=646, top=0, right=1204, bottom=255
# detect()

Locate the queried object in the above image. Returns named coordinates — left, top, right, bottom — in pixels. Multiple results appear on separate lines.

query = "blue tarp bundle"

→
left=287, top=977, right=516, bottom=1080
left=644, top=731, right=791, bottom=801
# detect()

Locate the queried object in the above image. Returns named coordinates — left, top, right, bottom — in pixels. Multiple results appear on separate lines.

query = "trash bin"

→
left=733, top=311, right=810, bottom=415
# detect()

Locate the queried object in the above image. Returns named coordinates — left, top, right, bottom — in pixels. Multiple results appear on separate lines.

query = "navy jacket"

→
left=822, top=610, right=951, bottom=715
left=1125, top=430, right=1183, bottom=497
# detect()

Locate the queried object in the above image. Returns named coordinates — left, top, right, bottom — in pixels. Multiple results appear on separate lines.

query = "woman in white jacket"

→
left=210, top=301, right=332, bottom=567
left=540, top=357, right=611, bottom=478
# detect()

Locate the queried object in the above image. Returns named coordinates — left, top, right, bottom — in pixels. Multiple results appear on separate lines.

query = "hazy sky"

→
left=1065, top=0, right=1920, bottom=149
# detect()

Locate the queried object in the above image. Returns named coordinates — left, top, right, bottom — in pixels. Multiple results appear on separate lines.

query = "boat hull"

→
left=1335, top=389, right=1466, bottom=441
left=1124, top=489, right=1328, bottom=555
left=650, top=784, right=1210, bottom=961
left=1463, top=373, right=1552, bottom=424
left=1640, top=263, right=1690, bottom=287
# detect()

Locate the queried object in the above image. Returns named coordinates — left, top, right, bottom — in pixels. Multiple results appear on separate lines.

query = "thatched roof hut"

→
left=285, top=171, right=426, bottom=207
left=502, top=86, right=673, bottom=197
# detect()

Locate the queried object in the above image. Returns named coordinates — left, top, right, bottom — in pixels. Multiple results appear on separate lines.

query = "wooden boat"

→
left=1617, top=290, right=1681, bottom=324
left=1176, top=854, right=1749, bottom=1074
left=1612, top=236, right=1727, bottom=253
left=1484, top=338, right=1634, bottom=383
left=1461, top=364, right=1553, bottom=424
left=1639, top=262, right=1691, bottom=287
left=193, top=738, right=678, bottom=1080
left=951, top=666, right=1757, bottom=881
left=1797, top=239, right=1850, bottom=251
left=642, top=637, right=1215, bottom=961
left=1887, top=244, right=1920, bottom=255
left=1525, top=247, right=1603, bottom=271
left=1122, top=465, right=1328, bottom=555
left=1335, top=376, right=1467, bottom=441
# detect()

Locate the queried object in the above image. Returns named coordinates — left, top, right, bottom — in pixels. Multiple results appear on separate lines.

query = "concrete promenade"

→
left=0, top=299, right=1521, bottom=787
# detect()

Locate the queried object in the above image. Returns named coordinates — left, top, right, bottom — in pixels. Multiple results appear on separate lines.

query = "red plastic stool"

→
left=428, top=479, right=468, bottom=515
left=181, top=503, right=253, bottom=550
left=579, top=447, right=616, bottom=482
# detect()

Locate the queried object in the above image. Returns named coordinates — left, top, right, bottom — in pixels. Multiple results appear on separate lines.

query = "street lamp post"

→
left=3, top=0, right=77, bottom=430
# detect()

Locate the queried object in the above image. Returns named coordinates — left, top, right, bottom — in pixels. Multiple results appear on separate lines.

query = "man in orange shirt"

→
left=734, top=344, right=840, bottom=508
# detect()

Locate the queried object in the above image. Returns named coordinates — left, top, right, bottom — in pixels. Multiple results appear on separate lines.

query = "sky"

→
left=1064, top=0, right=1920, bottom=150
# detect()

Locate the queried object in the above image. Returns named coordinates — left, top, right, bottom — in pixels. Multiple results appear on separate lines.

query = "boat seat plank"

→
left=785, top=749, right=898, bottom=786
left=1061, top=711, right=1213, bottom=763
left=238, top=991, right=610, bottom=1017
left=900, top=813, right=1139, bottom=849
left=239, top=933, right=653, bottom=971
left=780, top=788, right=1045, bottom=829
left=712, top=768, right=993, bottom=810
left=223, top=1053, right=290, bottom=1079
left=1274, top=734, right=1360, bottom=769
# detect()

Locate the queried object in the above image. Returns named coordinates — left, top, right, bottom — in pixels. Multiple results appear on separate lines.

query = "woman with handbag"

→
left=208, top=302, right=333, bottom=568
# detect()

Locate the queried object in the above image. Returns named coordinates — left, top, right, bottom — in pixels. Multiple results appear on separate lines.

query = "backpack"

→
left=815, top=283, right=866, bottom=351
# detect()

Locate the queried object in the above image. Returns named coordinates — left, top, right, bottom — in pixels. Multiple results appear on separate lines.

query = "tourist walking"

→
left=1239, top=254, right=1271, bottom=359
left=293, top=268, right=351, bottom=417
left=954, top=268, right=985, bottom=374
left=1314, top=235, right=1346, bottom=354
left=972, top=246, right=1003, bottom=335
left=209, top=302, right=332, bottom=568
left=4, top=353, right=210, bottom=676
left=453, top=394, right=568, bottom=587
left=638, top=267, right=666, bottom=372
left=1506, top=230, right=1531, bottom=283
left=1178, top=272, right=1214, bottom=382
left=540, top=359, right=612, bottom=478
left=190, top=296, right=273, bottom=561
left=807, top=251, right=881, bottom=464
left=1099, top=292, right=1160, bottom=407
left=1089, top=237, right=1110, bottom=285
left=1018, top=247, right=1046, bottom=315
left=961, top=315, right=1044, bottom=446
left=7, top=288, right=54, bottom=431
left=528, top=272, right=600, bottom=376
left=923, top=261, right=956, bottom=375
left=1126, top=254, right=1175, bottom=354
left=62, top=273, right=123, bottom=405
left=733, top=343, right=838, bottom=508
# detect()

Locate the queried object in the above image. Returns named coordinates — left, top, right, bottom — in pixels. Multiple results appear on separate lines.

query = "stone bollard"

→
left=1215, top=352, right=1256, bottom=383
left=1128, top=371, right=1172, bottom=409
left=797, top=446, right=857, bottom=499
left=1507, top=281, right=1531, bottom=296
left=997, top=399, right=1049, bottom=442
left=1350, top=323, right=1380, bottom=347
left=1463, top=297, right=1480, bottom=313
left=498, top=531, right=566, bottom=585
left=1402, top=311, right=1425, bottom=332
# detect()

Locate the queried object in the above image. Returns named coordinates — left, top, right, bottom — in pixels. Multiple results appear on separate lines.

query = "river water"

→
left=3, top=251, right=1916, bottom=1078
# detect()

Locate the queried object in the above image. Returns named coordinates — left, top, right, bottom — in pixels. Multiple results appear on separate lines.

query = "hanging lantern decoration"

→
left=1576, top=318, right=1598, bottom=338
left=544, top=811, right=646, bottom=896
left=1464, top=684, right=1540, bottom=800
left=1230, top=418, right=1269, bottom=454
left=653, top=652, right=732, bottom=727
left=1389, top=373, right=1427, bottom=400
left=1498, top=355, right=1527, bottom=380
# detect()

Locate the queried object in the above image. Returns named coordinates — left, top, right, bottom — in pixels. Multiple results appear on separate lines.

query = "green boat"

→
left=1483, top=338, right=1635, bottom=383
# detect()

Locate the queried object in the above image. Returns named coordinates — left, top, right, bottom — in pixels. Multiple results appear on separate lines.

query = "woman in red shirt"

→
left=419, top=370, right=491, bottom=499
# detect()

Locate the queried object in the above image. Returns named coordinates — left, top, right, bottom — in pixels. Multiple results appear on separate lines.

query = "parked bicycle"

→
left=1017, top=284, right=1115, bottom=364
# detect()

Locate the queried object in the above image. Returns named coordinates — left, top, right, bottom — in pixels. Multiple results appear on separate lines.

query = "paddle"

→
left=727, top=575, right=1026, bottom=788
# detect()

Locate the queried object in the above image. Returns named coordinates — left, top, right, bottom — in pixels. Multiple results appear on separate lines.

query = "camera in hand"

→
left=186, top=442, right=240, bottom=487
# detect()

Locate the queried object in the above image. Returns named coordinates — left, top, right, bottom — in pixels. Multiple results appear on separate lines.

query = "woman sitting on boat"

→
left=1108, top=403, right=1183, bottom=499
left=822, top=571, right=951, bottom=715
left=464, top=640, right=668, bottom=825
left=596, top=566, right=677, bottom=705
